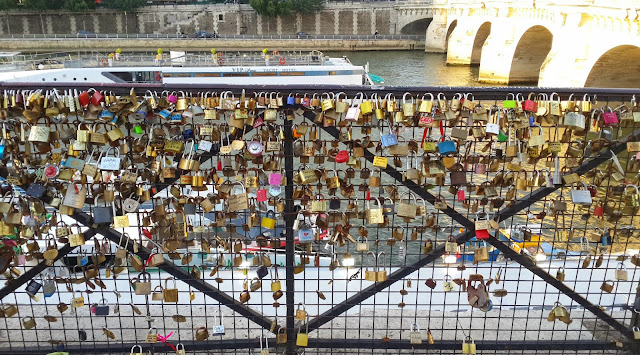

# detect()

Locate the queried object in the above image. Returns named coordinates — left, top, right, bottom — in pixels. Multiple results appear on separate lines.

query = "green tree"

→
left=249, top=0, right=291, bottom=17
left=105, top=0, right=145, bottom=33
left=289, top=0, right=323, bottom=14
left=64, top=0, right=92, bottom=12
left=0, top=0, right=16, bottom=34
left=105, top=0, right=145, bottom=12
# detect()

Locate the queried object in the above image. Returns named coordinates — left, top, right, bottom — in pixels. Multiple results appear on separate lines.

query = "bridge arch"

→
left=584, top=45, right=640, bottom=88
left=470, top=21, right=491, bottom=65
left=508, top=25, right=553, bottom=84
left=445, top=20, right=457, bottom=51
left=400, top=18, right=433, bottom=35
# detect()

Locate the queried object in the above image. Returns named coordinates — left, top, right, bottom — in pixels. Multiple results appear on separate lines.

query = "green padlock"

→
left=504, top=93, right=516, bottom=109
left=134, top=125, right=143, bottom=134
left=498, top=130, right=508, bottom=142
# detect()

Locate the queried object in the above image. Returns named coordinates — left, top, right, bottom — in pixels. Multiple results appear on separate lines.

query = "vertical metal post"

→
left=283, top=114, right=296, bottom=355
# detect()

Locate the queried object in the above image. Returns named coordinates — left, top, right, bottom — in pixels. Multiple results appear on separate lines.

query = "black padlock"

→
left=256, top=265, right=268, bottom=280
left=25, top=183, right=46, bottom=199
left=93, top=299, right=109, bottom=316
left=25, top=279, right=42, bottom=297
left=78, top=330, right=87, bottom=341
left=329, top=197, right=341, bottom=210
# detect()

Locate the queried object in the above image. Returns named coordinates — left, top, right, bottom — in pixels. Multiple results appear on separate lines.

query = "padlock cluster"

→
left=0, top=87, right=639, bottom=352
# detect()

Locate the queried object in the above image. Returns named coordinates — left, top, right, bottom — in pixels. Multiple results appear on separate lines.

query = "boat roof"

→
left=0, top=50, right=359, bottom=72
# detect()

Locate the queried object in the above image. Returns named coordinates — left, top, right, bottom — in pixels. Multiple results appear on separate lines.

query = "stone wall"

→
left=0, top=2, right=424, bottom=36
left=0, top=37, right=425, bottom=51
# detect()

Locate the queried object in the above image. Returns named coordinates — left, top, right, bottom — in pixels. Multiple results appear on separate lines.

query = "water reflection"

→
left=326, top=50, right=504, bottom=87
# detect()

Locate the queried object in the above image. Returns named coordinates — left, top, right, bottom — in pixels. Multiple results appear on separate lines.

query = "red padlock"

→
left=335, top=150, right=349, bottom=164
left=593, top=204, right=604, bottom=217
left=256, top=189, right=267, bottom=202
left=90, top=89, right=104, bottom=106
left=523, top=93, right=537, bottom=112
left=77, top=90, right=91, bottom=107
left=588, top=185, right=597, bottom=197
left=475, top=229, right=490, bottom=240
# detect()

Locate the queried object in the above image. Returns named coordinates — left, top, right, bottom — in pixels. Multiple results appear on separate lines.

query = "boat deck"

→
left=0, top=50, right=351, bottom=73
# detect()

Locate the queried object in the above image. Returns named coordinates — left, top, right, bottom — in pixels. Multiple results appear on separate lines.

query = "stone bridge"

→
left=423, top=0, right=640, bottom=87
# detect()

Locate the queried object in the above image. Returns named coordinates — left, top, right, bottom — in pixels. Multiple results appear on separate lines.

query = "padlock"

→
left=259, top=334, right=270, bottom=355
left=409, top=323, right=422, bottom=345
left=25, top=279, right=42, bottom=297
left=195, top=327, right=209, bottom=341
left=616, top=263, right=628, bottom=281
left=296, top=320, right=309, bottom=347
left=130, top=345, right=144, bottom=355
left=570, top=181, right=592, bottom=205
left=134, top=271, right=152, bottom=295
left=261, top=211, right=277, bottom=229
left=462, top=336, right=476, bottom=354
left=164, top=277, right=179, bottom=302
left=93, top=298, right=109, bottom=316
left=145, top=327, right=158, bottom=343
left=599, top=279, right=614, bottom=294
left=212, top=311, right=225, bottom=335
left=22, top=316, right=36, bottom=330
left=443, top=275, right=455, bottom=292
left=357, top=237, right=370, bottom=252
left=295, top=303, right=307, bottom=321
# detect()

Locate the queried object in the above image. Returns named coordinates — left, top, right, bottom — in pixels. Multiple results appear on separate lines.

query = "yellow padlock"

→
left=296, top=320, right=309, bottom=347
left=462, top=336, right=476, bottom=354
left=261, top=211, right=276, bottom=229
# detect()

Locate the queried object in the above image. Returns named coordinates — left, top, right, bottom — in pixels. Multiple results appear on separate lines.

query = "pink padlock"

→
left=167, top=92, right=178, bottom=104
left=269, top=172, right=282, bottom=185
left=457, top=189, right=465, bottom=202
left=16, top=254, right=26, bottom=266
left=474, top=163, right=486, bottom=175
left=602, top=107, right=618, bottom=126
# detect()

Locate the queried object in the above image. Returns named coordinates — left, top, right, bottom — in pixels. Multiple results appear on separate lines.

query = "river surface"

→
left=326, top=50, right=500, bottom=87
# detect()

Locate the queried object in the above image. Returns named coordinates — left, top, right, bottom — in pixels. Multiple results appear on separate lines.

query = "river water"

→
left=326, top=50, right=495, bottom=87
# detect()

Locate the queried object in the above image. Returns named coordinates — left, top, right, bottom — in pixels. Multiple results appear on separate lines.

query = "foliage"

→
left=21, top=0, right=49, bottom=11
left=64, top=0, right=92, bottom=12
left=289, top=0, right=323, bottom=14
left=0, top=0, right=16, bottom=13
left=249, top=0, right=291, bottom=17
left=104, top=0, right=146, bottom=12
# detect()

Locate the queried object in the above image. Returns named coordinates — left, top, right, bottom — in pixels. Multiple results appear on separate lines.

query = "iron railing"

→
left=0, top=83, right=638, bottom=354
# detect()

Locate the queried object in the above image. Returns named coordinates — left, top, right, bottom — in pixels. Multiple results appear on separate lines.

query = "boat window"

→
left=107, top=71, right=159, bottom=83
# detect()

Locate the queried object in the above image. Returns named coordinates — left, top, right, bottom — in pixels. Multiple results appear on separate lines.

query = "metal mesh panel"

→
left=0, top=85, right=636, bottom=354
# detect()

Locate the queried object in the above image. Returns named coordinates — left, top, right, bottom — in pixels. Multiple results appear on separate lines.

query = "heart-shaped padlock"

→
left=335, top=150, right=349, bottom=164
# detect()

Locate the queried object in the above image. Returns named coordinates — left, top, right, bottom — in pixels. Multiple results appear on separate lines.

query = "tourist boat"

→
left=0, top=50, right=373, bottom=86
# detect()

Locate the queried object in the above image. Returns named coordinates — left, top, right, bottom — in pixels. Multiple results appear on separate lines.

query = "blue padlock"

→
left=99, top=110, right=114, bottom=121
left=529, top=115, right=535, bottom=126
left=79, top=254, right=89, bottom=266
left=287, top=94, right=296, bottom=106
left=602, top=234, right=612, bottom=246
left=0, top=143, right=5, bottom=159
left=158, top=109, right=172, bottom=119
left=379, top=120, right=398, bottom=147
left=381, top=133, right=398, bottom=147
left=169, top=113, right=183, bottom=122
left=183, top=128, right=194, bottom=140
left=438, top=140, right=457, bottom=155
